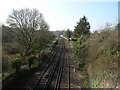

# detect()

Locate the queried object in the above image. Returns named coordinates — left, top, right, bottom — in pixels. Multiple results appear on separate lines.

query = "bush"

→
left=74, top=35, right=88, bottom=70
left=71, top=38, right=77, bottom=41
left=11, top=59, right=22, bottom=72
left=40, top=51, right=48, bottom=60
left=3, top=43, right=20, bottom=54
left=91, top=78, right=100, bottom=88
left=72, top=25, right=118, bottom=88
left=7, top=47, right=19, bottom=54
left=31, top=61, right=41, bottom=68
left=78, top=62, right=85, bottom=70
left=85, top=29, right=118, bottom=88
left=27, top=56, right=35, bottom=69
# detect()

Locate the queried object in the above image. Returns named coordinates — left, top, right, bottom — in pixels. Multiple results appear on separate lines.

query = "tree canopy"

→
left=74, top=16, right=90, bottom=37
left=65, top=29, right=72, bottom=38
left=6, top=8, right=52, bottom=56
left=7, top=8, right=48, bottom=30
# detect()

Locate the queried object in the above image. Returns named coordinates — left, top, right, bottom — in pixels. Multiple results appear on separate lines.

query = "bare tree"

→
left=7, top=8, right=49, bottom=56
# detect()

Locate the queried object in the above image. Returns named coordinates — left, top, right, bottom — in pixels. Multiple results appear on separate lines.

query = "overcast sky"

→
left=0, top=0, right=118, bottom=32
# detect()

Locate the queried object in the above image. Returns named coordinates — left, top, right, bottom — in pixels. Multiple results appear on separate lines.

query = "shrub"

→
left=71, top=38, right=77, bottom=41
left=27, top=56, right=35, bottom=69
left=76, top=35, right=87, bottom=57
left=78, top=62, right=85, bottom=70
left=81, top=71, right=88, bottom=84
left=85, top=29, right=118, bottom=88
left=3, top=43, right=20, bottom=54
left=8, top=47, right=19, bottom=54
left=40, top=51, right=48, bottom=61
left=11, top=59, right=22, bottom=72
left=74, top=35, right=88, bottom=70
left=31, top=61, right=41, bottom=68
left=91, top=78, right=100, bottom=88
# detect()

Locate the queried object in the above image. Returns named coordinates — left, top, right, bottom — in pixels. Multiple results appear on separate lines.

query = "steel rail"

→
left=54, top=60, right=64, bottom=90
left=32, top=42, right=61, bottom=89
left=43, top=48, right=63, bottom=89
left=32, top=39, right=66, bottom=90
left=43, top=41, right=64, bottom=89
left=54, top=42, right=65, bottom=90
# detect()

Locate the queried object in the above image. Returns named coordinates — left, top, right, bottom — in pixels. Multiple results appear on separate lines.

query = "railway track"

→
left=32, top=38, right=71, bottom=90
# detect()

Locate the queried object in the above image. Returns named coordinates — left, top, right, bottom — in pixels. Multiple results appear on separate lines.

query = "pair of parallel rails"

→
left=32, top=38, right=70, bottom=90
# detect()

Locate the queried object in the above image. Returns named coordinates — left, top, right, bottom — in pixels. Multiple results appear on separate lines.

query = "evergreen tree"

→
left=65, top=29, right=72, bottom=38
left=74, top=16, right=90, bottom=37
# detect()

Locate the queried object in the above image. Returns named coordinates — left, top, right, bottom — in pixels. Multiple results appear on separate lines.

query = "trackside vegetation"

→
left=67, top=16, right=119, bottom=88
left=2, top=8, right=57, bottom=88
left=2, top=8, right=119, bottom=89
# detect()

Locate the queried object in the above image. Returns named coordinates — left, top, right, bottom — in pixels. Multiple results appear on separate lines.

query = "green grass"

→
left=101, top=71, right=118, bottom=78
left=31, top=61, right=41, bottom=68
left=91, top=78, right=100, bottom=88
left=81, top=71, right=88, bottom=84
